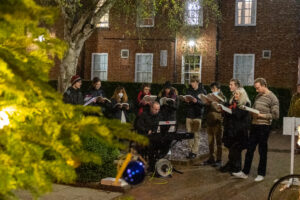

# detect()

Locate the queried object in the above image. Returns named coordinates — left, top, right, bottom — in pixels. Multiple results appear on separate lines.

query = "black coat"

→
left=110, top=99, right=130, bottom=122
left=86, top=88, right=111, bottom=117
left=222, top=101, right=250, bottom=149
left=63, top=87, right=84, bottom=105
left=185, top=83, right=207, bottom=119
left=135, top=111, right=160, bottom=135
left=158, top=91, right=177, bottom=121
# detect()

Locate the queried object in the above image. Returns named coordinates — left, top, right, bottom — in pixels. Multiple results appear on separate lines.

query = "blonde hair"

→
left=111, top=86, right=128, bottom=103
left=230, top=87, right=251, bottom=106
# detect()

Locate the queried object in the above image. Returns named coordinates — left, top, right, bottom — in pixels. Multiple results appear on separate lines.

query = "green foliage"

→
left=75, top=136, right=119, bottom=183
left=0, top=0, right=145, bottom=199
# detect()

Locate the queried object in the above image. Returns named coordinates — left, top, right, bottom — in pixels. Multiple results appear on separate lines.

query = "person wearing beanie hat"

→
left=158, top=81, right=177, bottom=121
left=63, top=75, right=83, bottom=105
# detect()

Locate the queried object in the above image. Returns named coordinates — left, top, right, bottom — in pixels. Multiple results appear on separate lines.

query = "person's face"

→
left=254, top=82, right=265, bottom=94
left=94, top=81, right=101, bottom=90
left=165, top=88, right=170, bottom=94
left=143, top=87, right=150, bottom=94
left=151, top=104, right=160, bottom=115
left=229, top=81, right=237, bottom=92
left=297, top=85, right=300, bottom=93
left=211, top=86, right=219, bottom=93
left=190, top=81, right=198, bottom=89
left=234, top=91, right=240, bottom=101
left=73, top=80, right=82, bottom=89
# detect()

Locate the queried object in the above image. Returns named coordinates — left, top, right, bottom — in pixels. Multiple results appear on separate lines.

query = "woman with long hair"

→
left=158, top=81, right=177, bottom=121
left=220, top=87, right=251, bottom=173
left=111, top=86, right=130, bottom=123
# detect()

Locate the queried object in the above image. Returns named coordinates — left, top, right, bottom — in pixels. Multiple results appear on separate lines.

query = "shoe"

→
left=219, top=164, right=230, bottom=173
left=186, top=152, right=197, bottom=159
left=254, top=175, right=264, bottom=182
left=232, top=171, right=248, bottom=179
left=212, top=160, right=222, bottom=168
left=201, top=159, right=215, bottom=166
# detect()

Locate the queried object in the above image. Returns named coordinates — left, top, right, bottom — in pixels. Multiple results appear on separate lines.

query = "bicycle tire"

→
left=268, top=174, right=300, bottom=200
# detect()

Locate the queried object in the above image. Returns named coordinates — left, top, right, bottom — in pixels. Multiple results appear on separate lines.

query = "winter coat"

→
left=222, top=101, right=250, bottom=149
left=206, top=91, right=226, bottom=127
left=63, top=87, right=84, bottom=105
left=86, top=88, right=111, bottom=117
left=135, top=110, right=160, bottom=135
left=110, top=98, right=130, bottom=122
left=185, top=83, right=207, bottom=119
left=137, top=91, right=151, bottom=115
left=158, top=87, right=177, bottom=121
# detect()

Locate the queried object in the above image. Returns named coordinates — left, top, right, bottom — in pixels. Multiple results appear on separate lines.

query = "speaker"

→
left=155, top=159, right=172, bottom=177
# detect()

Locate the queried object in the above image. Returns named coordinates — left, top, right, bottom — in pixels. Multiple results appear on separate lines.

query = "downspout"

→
left=215, top=0, right=221, bottom=82
left=174, top=34, right=177, bottom=83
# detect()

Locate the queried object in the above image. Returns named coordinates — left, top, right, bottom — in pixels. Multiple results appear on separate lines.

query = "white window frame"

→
left=135, top=53, right=153, bottom=83
left=181, top=54, right=202, bottom=84
left=235, top=0, right=257, bottom=26
left=136, top=14, right=155, bottom=27
left=96, top=12, right=109, bottom=28
left=160, top=50, right=168, bottom=67
left=185, top=0, right=203, bottom=26
left=262, top=50, right=271, bottom=59
left=233, top=54, right=255, bottom=86
left=121, top=49, right=129, bottom=58
left=91, top=53, right=108, bottom=81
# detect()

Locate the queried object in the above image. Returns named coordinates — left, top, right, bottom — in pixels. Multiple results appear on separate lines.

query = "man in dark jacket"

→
left=135, top=102, right=160, bottom=135
left=135, top=102, right=161, bottom=171
left=185, top=77, right=206, bottom=159
left=63, top=75, right=84, bottom=105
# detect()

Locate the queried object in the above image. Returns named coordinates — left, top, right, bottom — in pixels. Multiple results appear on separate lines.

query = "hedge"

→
left=49, top=80, right=291, bottom=128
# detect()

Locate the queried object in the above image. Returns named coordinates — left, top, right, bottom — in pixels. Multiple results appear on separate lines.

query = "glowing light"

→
left=0, top=107, right=15, bottom=129
left=297, top=126, right=300, bottom=146
left=188, top=40, right=195, bottom=47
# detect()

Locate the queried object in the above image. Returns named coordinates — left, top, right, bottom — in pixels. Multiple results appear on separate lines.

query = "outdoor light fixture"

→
left=188, top=40, right=195, bottom=47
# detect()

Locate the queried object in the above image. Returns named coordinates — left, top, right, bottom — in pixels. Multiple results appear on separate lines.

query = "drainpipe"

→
left=215, top=0, right=221, bottom=82
left=173, top=34, right=177, bottom=83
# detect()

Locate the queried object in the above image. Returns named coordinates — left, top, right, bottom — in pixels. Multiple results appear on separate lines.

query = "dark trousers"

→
left=242, top=124, right=271, bottom=176
left=228, top=142, right=244, bottom=172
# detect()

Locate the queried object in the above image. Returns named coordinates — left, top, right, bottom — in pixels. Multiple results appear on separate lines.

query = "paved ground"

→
left=17, top=130, right=300, bottom=200
left=116, top=131, right=300, bottom=200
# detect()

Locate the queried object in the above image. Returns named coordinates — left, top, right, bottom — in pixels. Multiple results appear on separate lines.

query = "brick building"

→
left=50, top=0, right=300, bottom=88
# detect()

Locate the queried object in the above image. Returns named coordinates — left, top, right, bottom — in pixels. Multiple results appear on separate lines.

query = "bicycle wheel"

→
left=268, top=174, right=300, bottom=200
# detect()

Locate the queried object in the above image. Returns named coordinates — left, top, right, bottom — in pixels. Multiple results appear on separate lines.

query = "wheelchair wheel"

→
left=268, top=174, right=300, bottom=200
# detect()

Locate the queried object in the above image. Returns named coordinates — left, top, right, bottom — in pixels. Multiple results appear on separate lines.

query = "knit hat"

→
left=71, top=75, right=81, bottom=85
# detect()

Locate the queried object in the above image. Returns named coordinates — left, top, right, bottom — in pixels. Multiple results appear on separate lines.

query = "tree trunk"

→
left=58, top=40, right=85, bottom=93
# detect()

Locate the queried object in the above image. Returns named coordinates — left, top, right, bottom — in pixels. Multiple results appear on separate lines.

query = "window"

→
left=135, top=54, right=153, bottom=83
left=262, top=50, right=271, bottom=59
left=96, top=13, right=109, bottom=28
left=96, top=0, right=109, bottom=28
left=235, top=0, right=256, bottom=26
left=160, top=50, right=168, bottom=67
left=185, top=0, right=203, bottom=26
left=121, top=49, right=129, bottom=58
left=136, top=1, right=155, bottom=27
left=182, top=55, right=202, bottom=84
left=91, top=53, right=108, bottom=81
left=233, top=54, right=255, bottom=86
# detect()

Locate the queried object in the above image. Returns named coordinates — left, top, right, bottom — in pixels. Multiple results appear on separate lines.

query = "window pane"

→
left=135, top=54, right=153, bottom=82
left=234, top=55, right=254, bottom=85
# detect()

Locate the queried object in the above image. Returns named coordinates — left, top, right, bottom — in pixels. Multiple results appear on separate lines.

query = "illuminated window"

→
left=235, top=0, right=256, bottom=26
left=185, top=0, right=203, bottom=26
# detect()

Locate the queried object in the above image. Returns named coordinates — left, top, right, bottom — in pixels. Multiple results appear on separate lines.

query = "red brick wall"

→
left=218, top=0, right=300, bottom=88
